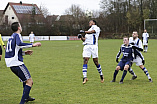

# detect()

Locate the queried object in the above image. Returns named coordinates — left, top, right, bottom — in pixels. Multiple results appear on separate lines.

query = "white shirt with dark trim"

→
left=5, top=33, right=33, bottom=67
left=129, top=37, right=143, bottom=50
left=83, top=25, right=100, bottom=46
left=142, top=32, right=149, bottom=41
left=129, top=37, right=144, bottom=59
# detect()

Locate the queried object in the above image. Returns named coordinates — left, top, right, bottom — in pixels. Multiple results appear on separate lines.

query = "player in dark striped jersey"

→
left=5, top=22, right=41, bottom=104
left=111, top=37, right=144, bottom=84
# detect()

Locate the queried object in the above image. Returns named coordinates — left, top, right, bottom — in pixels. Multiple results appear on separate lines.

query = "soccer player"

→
left=111, top=37, right=137, bottom=84
left=0, top=34, right=6, bottom=60
left=5, top=22, right=41, bottom=104
left=142, top=29, right=149, bottom=52
left=29, top=31, right=35, bottom=43
left=78, top=20, right=104, bottom=84
left=129, top=31, right=152, bottom=82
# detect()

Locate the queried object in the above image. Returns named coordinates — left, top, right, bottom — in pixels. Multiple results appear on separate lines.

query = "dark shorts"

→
left=0, top=46, right=2, bottom=55
left=117, top=60, right=132, bottom=71
left=10, top=64, right=31, bottom=82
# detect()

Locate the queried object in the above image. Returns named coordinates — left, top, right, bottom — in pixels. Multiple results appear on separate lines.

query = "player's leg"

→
left=93, top=58, right=104, bottom=83
left=111, top=66, right=120, bottom=82
left=119, top=64, right=129, bottom=84
left=146, top=45, right=148, bottom=52
left=0, top=46, right=2, bottom=61
left=111, top=61, right=125, bottom=82
left=82, top=57, right=89, bottom=84
left=128, top=67, right=137, bottom=80
left=143, top=45, right=146, bottom=52
left=139, top=65, right=152, bottom=82
left=10, top=64, right=35, bottom=104
left=91, top=45, right=104, bottom=83
left=20, top=64, right=35, bottom=103
left=82, top=45, right=91, bottom=84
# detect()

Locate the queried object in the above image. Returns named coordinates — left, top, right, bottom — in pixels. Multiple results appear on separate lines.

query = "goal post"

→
left=144, top=19, right=157, bottom=34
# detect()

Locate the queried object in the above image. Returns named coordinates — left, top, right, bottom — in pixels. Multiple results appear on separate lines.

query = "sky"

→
left=0, top=0, right=102, bottom=15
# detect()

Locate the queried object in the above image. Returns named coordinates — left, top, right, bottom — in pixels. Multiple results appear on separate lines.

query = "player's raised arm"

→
left=32, top=42, right=41, bottom=47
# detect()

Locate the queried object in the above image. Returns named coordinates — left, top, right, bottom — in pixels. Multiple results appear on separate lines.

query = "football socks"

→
left=82, top=64, right=87, bottom=78
left=120, top=70, right=127, bottom=82
left=20, top=85, right=31, bottom=104
left=142, top=67, right=151, bottom=79
left=96, top=64, right=103, bottom=75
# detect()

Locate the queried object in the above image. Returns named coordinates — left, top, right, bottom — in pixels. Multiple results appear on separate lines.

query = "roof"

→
left=46, top=15, right=59, bottom=22
left=3, top=2, right=45, bottom=24
left=4, top=2, right=42, bottom=14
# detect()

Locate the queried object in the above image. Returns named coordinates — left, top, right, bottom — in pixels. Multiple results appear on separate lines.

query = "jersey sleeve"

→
left=0, top=34, right=5, bottom=46
left=16, top=34, right=32, bottom=48
left=116, top=46, right=122, bottom=59
left=92, top=25, right=100, bottom=34
left=147, top=33, right=149, bottom=37
left=142, top=33, right=144, bottom=37
left=134, top=49, right=144, bottom=60
left=138, top=40, right=143, bottom=50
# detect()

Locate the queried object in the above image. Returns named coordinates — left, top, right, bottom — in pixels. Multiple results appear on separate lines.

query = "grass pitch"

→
left=0, top=39, right=157, bottom=104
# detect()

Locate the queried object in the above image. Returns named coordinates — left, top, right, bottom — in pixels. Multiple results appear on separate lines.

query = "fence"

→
left=2, top=36, right=80, bottom=41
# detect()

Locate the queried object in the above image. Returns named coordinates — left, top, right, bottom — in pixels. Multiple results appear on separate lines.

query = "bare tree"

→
left=39, top=3, right=50, bottom=18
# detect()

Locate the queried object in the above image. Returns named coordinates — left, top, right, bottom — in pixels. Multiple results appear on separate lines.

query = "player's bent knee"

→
left=26, top=78, right=33, bottom=87
left=116, top=66, right=120, bottom=70
left=124, top=65, right=129, bottom=71
left=139, top=65, right=144, bottom=69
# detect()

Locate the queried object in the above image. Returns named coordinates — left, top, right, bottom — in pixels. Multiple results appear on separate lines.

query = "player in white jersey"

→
left=78, top=20, right=104, bottom=84
left=128, top=31, right=152, bottom=82
left=29, top=31, right=35, bottom=43
left=142, top=29, right=149, bottom=52
left=5, top=22, right=41, bottom=104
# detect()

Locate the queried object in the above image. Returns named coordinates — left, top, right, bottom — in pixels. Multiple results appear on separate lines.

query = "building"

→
left=0, top=2, right=45, bottom=26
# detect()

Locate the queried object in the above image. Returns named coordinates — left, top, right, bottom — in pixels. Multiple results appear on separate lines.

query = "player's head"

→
left=144, top=29, right=147, bottom=33
left=31, top=31, right=33, bottom=34
left=123, top=36, right=129, bottom=45
left=132, top=31, right=138, bottom=39
left=89, top=20, right=96, bottom=26
left=11, top=22, right=22, bottom=33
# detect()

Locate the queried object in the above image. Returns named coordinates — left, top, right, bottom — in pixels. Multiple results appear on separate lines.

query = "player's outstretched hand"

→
left=25, top=50, right=33, bottom=55
left=80, top=30, right=85, bottom=33
left=142, top=60, right=145, bottom=65
left=33, top=42, right=41, bottom=47
left=116, top=58, right=119, bottom=63
left=78, top=34, right=82, bottom=38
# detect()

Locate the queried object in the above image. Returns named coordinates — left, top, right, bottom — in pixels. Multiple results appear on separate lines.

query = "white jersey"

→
left=29, top=33, right=35, bottom=42
left=142, top=32, right=149, bottom=41
left=83, top=25, right=100, bottom=46
left=129, top=37, right=144, bottom=65
left=129, top=37, right=143, bottom=50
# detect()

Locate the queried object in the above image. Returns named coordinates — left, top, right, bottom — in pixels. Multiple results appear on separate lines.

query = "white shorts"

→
left=83, top=45, right=98, bottom=58
left=143, top=40, right=148, bottom=45
left=30, top=39, right=34, bottom=42
left=133, top=56, right=143, bottom=66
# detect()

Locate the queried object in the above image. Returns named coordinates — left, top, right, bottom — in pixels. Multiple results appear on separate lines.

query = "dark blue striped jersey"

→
left=116, top=44, right=134, bottom=62
left=116, top=44, right=144, bottom=62
left=5, top=33, right=33, bottom=67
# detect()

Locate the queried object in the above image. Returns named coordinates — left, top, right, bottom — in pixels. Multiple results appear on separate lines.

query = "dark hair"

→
left=11, top=22, right=19, bottom=32
left=92, top=20, right=97, bottom=25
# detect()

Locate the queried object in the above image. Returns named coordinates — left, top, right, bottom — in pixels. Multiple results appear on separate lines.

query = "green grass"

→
left=0, top=39, right=157, bottom=104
